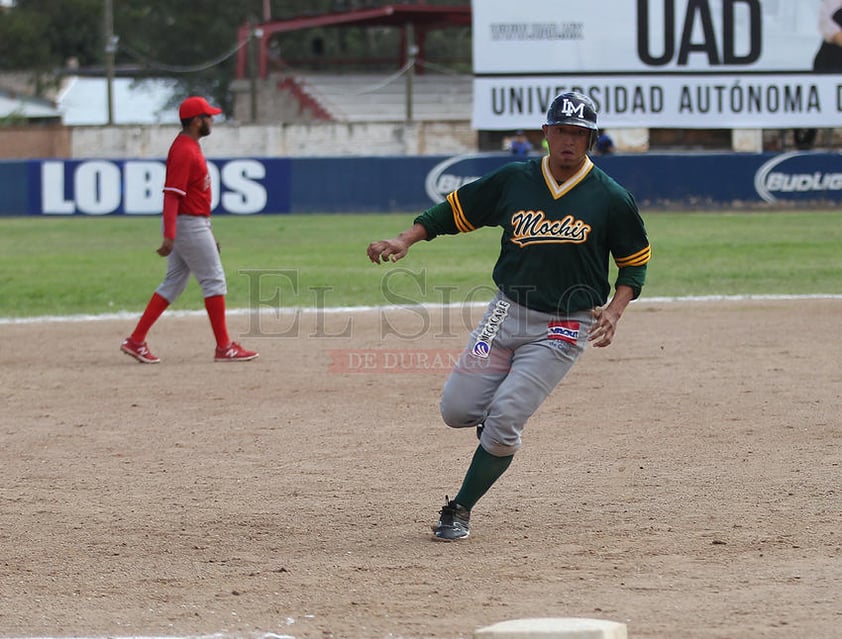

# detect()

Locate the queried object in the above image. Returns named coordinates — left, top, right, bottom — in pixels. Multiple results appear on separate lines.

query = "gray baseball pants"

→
left=440, top=290, right=594, bottom=457
left=156, top=215, right=227, bottom=302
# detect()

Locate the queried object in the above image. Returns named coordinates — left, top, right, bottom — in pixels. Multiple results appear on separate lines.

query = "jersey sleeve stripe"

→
left=163, top=186, right=187, bottom=197
left=447, top=191, right=476, bottom=233
left=614, top=245, right=652, bottom=267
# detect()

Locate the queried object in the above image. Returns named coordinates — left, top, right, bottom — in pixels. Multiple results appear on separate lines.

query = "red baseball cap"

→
left=178, top=96, right=223, bottom=120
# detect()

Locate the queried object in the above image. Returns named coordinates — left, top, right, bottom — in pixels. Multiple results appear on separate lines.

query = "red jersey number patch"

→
left=547, top=320, right=580, bottom=345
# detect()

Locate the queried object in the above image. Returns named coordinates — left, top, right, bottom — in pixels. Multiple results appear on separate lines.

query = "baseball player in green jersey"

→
left=366, top=91, right=651, bottom=541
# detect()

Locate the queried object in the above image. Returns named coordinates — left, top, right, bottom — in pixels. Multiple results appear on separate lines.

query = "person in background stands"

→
left=510, top=130, right=533, bottom=157
left=814, top=0, right=842, bottom=71
left=594, top=132, right=616, bottom=155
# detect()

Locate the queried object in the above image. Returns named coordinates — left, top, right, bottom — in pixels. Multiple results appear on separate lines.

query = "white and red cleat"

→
left=120, top=337, right=160, bottom=364
left=214, top=341, right=259, bottom=362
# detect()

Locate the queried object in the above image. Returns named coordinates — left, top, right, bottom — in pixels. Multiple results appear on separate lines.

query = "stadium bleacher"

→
left=292, top=73, right=472, bottom=123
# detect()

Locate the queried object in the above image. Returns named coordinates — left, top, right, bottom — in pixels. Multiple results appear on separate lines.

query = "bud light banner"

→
left=471, top=0, right=842, bottom=129
left=752, top=151, right=842, bottom=204
left=1, top=153, right=841, bottom=217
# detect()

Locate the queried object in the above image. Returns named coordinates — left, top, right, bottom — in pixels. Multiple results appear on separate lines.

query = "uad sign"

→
left=473, top=0, right=817, bottom=74
left=636, top=0, right=762, bottom=67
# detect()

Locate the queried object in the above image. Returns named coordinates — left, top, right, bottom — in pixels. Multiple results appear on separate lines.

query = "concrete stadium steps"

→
left=294, top=73, right=472, bottom=122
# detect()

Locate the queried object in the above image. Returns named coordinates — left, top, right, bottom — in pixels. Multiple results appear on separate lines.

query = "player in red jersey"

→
left=121, top=96, right=258, bottom=364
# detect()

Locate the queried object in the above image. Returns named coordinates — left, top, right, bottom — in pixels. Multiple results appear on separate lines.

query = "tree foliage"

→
left=112, top=2, right=263, bottom=113
left=0, top=0, right=102, bottom=71
left=0, top=10, right=49, bottom=68
left=0, top=0, right=470, bottom=110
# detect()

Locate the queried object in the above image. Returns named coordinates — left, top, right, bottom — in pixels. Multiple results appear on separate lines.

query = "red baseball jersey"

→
left=162, top=134, right=213, bottom=238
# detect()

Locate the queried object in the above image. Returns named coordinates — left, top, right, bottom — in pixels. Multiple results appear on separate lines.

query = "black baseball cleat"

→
left=432, top=496, right=470, bottom=541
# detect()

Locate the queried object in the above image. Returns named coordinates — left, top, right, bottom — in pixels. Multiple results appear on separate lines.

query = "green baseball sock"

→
left=454, top=444, right=514, bottom=511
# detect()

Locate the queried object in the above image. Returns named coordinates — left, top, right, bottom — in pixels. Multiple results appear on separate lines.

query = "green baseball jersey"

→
left=415, top=155, right=651, bottom=314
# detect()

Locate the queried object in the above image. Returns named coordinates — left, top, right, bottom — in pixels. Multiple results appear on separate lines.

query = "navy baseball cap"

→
left=179, top=96, right=222, bottom=119
left=545, top=92, right=598, bottom=130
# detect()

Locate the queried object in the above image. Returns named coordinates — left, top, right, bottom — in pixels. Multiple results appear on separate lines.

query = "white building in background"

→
left=0, top=92, right=61, bottom=121
left=56, top=76, right=182, bottom=126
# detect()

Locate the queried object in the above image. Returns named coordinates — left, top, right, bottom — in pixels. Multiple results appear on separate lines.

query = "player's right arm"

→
left=415, top=164, right=514, bottom=238
left=157, top=190, right=181, bottom=256
left=367, top=223, right=428, bottom=264
left=158, top=136, right=193, bottom=255
left=366, top=190, right=473, bottom=264
left=367, top=163, right=514, bottom=264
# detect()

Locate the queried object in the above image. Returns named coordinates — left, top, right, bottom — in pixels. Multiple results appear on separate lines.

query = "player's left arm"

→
left=589, top=283, right=636, bottom=347
left=589, top=261, right=647, bottom=347
left=590, top=192, right=651, bottom=347
left=608, top=191, right=651, bottom=300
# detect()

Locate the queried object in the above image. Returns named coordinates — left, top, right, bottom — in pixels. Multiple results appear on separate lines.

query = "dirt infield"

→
left=1, top=299, right=839, bottom=639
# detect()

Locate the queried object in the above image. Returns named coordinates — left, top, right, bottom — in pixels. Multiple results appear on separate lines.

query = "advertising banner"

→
left=425, top=151, right=842, bottom=207
left=30, top=158, right=291, bottom=216
left=471, top=0, right=842, bottom=129
left=472, top=74, right=842, bottom=130
left=2, top=153, right=841, bottom=217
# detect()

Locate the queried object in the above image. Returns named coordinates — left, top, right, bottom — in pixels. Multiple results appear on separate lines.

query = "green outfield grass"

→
left=0, top=210, right=840, bottom=319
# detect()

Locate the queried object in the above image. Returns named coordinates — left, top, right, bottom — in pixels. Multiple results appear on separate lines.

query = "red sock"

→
left=204, top=295, right=230, bottom=348
left=131, top=292, right=169, bottom=343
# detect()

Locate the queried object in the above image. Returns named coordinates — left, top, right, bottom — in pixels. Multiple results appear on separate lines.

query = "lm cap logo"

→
left=560, top=99, right=585, bottom=118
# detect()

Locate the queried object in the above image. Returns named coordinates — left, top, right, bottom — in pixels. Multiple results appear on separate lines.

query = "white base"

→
left=475, top=617, right=628, bottom=639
